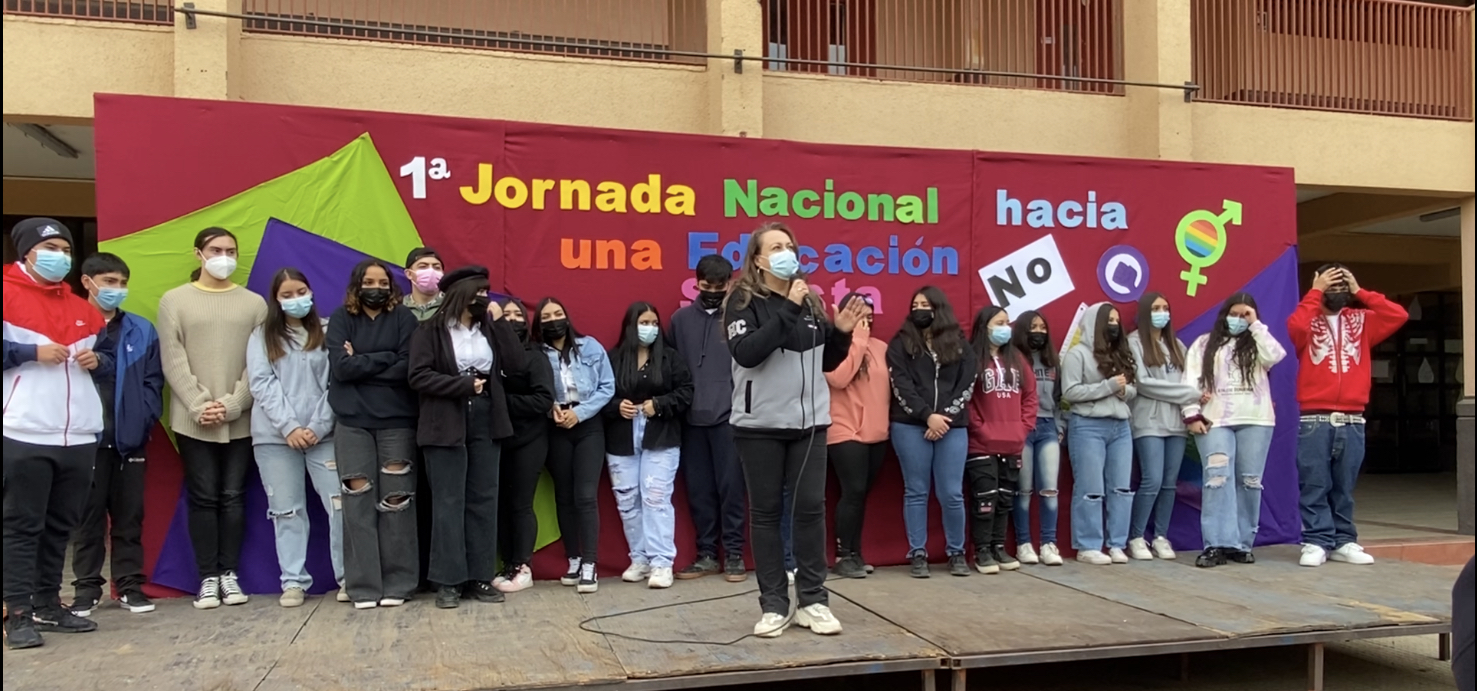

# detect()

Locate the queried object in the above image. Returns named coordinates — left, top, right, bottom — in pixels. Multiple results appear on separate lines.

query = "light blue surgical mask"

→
left=989, top=325, right=1013, bottom=347
left=1151, top=311, right=1171, bottom=329
left=637, top=324, right=660, bottom=345
left=764, top=250, right=800, bottom=280
left=1226, top=315, right=1249, bottom=335
left=95, top=287, right=128, bottom=311
left=281, top=295, right=314, bottom=319
left=32, top=250, right=72, bottom=283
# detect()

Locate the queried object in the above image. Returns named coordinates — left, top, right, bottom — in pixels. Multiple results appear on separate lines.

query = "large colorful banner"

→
left=95, top=95, right=1297, bottom=595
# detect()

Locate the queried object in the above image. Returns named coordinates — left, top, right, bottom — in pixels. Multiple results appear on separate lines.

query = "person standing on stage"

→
left=492, top=298, right=554, bottom=594
left=724, top=222, right=867, bottom=638
left=823, top=293, right=889, bottom=580
left=1288, top=265, right=1407, bottom=567
left=1010, top=310, right=1065, bottom=566
left=402, top=247, right=443, bottom=591
left=1061, top=302, right=1136, bottom=566
left=964, top=306, right=1036, bottom=575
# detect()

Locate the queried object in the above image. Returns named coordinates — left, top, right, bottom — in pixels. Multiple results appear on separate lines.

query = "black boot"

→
left=1226, top=549, right=1256, bottom=564
left=1195, top=548, right=1227, bottom=568
left=4, top=608, right=44, bottom=649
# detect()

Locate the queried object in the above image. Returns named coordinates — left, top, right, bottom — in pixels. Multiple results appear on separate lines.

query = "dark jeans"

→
left=547, top=418, right=604, bottom=563
left=499, top=431, right=548, bottom=568
left=680, top=423, right=747, bottom=560
left=71, top=446, right=147, bottom=596
left=1296, top=419, right=1366, bottom=550
left=415, top=446, right=433, bottom=589
left=735, top=431, right=828, bottom=615
left=424, top=395, right=502, bottom=586
left=3, top=437, right=96, bottom=608
left=334, top=424, right=419, bottom=603
left=966, top=454, right=1020, bottom=550
left=176, top=435, right=252, bottom=579
left=829, top=440, right=885, bottom=556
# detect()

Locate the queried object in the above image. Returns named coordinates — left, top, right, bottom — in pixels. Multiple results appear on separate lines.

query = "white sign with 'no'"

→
left=976, top=234, right=1075, bottom=317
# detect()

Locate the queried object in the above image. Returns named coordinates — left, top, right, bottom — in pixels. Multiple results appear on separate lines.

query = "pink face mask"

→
left=413, top=268, right=443, bottom=293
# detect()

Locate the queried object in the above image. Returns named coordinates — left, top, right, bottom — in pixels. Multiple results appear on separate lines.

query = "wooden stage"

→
left=2, top=545, right=1456, bottom=691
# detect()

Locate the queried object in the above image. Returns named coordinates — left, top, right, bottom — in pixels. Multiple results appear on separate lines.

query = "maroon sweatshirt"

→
left=966, top=350, right=1038, bottom=457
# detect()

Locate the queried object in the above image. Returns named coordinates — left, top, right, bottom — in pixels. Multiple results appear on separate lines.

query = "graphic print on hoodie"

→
left=967, top=351, right=1038, bottom=457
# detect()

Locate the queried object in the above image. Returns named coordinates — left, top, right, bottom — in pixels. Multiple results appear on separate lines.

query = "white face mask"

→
left=203, top=255, right=237, bottom=280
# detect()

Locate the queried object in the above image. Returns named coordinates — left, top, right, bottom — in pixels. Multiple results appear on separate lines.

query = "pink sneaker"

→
left=495, top=564, right=533, bottom=593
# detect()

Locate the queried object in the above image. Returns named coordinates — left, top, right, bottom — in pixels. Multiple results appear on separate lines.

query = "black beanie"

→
left=11, top=217, right=73, bottom=258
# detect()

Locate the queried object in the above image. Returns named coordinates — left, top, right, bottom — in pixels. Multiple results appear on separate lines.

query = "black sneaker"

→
left=1196, top=548, right=1227, bottom=568
left=576, top=561, right=599, bottom=594
left=991, top=545, right=1021, bottom=571
left=974, top=547, right=1000, bottom=575
left=4, top=609, right=44, bottom=649
left=435, top=586, right=461, bottom=609
left=559, top=557, right=581, bottom=587
left=723, top=554, right=747, bottom=583
left=118, top=590, right=156, bottom=614
left=678, top=554, right=720, bottom=580
left=469, top=581, right=504, bottom=603
left=69, top=592, right=101, bottom=618
left=1226, top=549, right=1256, bottom=564
left=832, top=552, right=867, bottom=579
left=948, top=553, right=972, bottom=577
left=31, top=602, right=98, bottom=633
left=909, top=552, right=930, bottom=579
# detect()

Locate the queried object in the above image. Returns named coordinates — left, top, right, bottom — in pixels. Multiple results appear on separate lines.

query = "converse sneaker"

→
left=1127, top=538, right=1154, bottom=561
left=117, top=591, right=155, bottom=614
left=1016, top=543, right=1040, bottom=565
left=1076, top=549, right=1112, bottom=566
left=796, top=603, right=842, bottom=635
left=219, top=571, right=249, bottom=606
left=279, top=587, right=306, bottom=608
left=622, top=562, right=653, bottom=583
left=948, top=553, right=972, bottom=577
left=1040, top=543, right=1064, bottom=566
left=496, top=564, right=533, bottom=593
left=31, top=601, right=98, bottom=634
left=1108, top=548, right=1130, bottom=564
left=991, top=545, right=1021, bottom=571
left=1331, top=543, right=1375, bottom=565
left=647, top=567, right=674, bottom=589
left=69, top=593, right=101, bottom=618
left=909, top=552, right=931, bottom=578
left=194, top=577, right=222, bottom=610
left=560, top=557, right=582, bottom=586
left=723, top=554, right=748, bottom=582
left=577, top=562, right=599, bottom=594
left=677, top=554, right=720, bottom=580
left=1151, top=536, right=1177, bottom=560
left=974, top=547, right=999, bottom=575
left=753, top=612, right=790, bottom=638
left=4, top=608, right=44, bottom=649
left=1299, top=544, right=1328, bottom=567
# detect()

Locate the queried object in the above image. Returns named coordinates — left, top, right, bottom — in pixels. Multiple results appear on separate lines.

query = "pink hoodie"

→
left=825, top=335, right=891, bottom=445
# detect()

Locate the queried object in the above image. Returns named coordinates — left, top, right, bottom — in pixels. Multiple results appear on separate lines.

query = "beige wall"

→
left=2, top=16, right=172, bottom=120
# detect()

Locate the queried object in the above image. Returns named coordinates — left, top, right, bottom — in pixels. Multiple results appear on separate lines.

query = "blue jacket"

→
left=106, top=311, right=164, bottom=457
left=541, top=335, right=615, bottom=425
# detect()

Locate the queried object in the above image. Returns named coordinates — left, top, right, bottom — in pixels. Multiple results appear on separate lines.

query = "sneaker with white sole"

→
left=753, top=612, right=790, bottom=638
left=1040, top=543, right=1064, bottom=566
left=117, top=591, right=155, bottom=614
left=1127, top=538, right=1154, bottom=561
left=335, top=589, right=350, bottom=603
left=378, top=597, right=406, bottom=607
left=279, top=587, right=306, bottom=608
left=1331, top=543, right=1375, bottom=565
left=219, top=571, right=249, bottom=606
left=496, top=565, right=533, bottom=593
left=786, top=569, right=796, bottom=585
left=796, top=603, right=842, bottom=635
left=1151, top=536, right=1177, bottom=560
left=622, top=562, right=653, bottom=583
left=1299, top=544, right=1328, bottom=567
left=560, top=557, right=582, bottom=586
left=1076, top=549, right=1112, bottom=566
left=647, top=567, right=674, bottom=589
left=577, top=562, right=598, bottom=594
left=193, top=577, right=222, bottom=610
left=69, top=593, right=100, bottom=618
left=353, top=600, right=378, bottom=610
left=1108, top=548, right=1130, bottom=564
left=1016, top=543, right=1040, bottom=565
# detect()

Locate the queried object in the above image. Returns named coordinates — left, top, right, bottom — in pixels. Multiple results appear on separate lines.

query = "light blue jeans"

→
left=607, top=413, right=680, bottom=569
left=1068, top=415, right=1134, bottom=552
left=891, top=423, right=968, bottom=556
left=1014, top=417, right=1062, bottom=546
left=1195, top=424, right=1274, bottom=551
left=254, top=441, right=344, bottom=591
left=1130, top=435, right=1188, bottom=541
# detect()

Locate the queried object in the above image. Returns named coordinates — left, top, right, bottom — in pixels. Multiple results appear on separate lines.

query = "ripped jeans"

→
left=1067, top=415, right=1134, bottom=552
left=607, top=413, right=680, bottom=569
left=1194, top=424, right=1274, bottom=551
left=254, top=442, right=344, bottom=592
left=333, top=424, right=419, bottom=604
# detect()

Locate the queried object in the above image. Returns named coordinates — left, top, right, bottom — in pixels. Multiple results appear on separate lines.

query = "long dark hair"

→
left=1091, top=304, right=1136, bottom=383
left=1012, top=309, right=1057, bottom=368
left=428, top=272, right=490, bottom=329
left=342, top=258, right=403, bottom=315
left=897, top=285, right=965, bottom=365
left=610, top=301, right=667, bottom=392
left=970, top=305, right=1021, bottom=373
left=1200, top=292, right=1262, bottom=390
left=1135, top=291, right=1186, bottom=372
left=263, top=267, right=324, bottom=362
left=498, top=296, right=531, bottom=344
left=189, top=227, right=236, bottom=281
left=532, top=296, right=584, bottom=363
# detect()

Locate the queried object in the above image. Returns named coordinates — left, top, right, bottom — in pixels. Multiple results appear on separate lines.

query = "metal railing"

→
left=237, top=0, right=707, bottom=65
left=1193, top=0, right=1473, bottom=121
left=760, top=0, right=1125, bottom=95
left=4, top=0, right=173, bottom=23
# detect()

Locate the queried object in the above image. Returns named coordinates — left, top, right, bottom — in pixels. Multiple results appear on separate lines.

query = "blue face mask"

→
left=32, top=250, right=72, bottom=283
left=95, top=287, right=128, bottom=311
left=1151, top=311, right=1171, bottom=329
left=989, top=325, right=1013, bottom=347
left=637, top=324, right=660, bottom=345
left=765, top=250, right=800, bottom=281
left=281, top=295, right=314, bottom=319
left=1225, top=315, right=1249, bottom=335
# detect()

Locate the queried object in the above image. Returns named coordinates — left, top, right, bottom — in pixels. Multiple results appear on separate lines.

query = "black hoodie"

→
left=325, top=305, right=419, bottom=430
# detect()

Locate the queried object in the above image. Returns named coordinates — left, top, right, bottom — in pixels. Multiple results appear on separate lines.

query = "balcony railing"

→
left=238, top=0, right=707, bottom=65
left=1193, top=0, right=1473, bottom=121
left=4, top=0, right=173, bottom=24
left=761, top=0, right=1125, bottom=95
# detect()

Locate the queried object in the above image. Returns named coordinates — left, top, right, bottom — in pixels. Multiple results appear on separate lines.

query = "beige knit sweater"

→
left=158, top=282, right=267, bottom=442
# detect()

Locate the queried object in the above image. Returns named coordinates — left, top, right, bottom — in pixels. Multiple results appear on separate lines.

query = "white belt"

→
left=1300, top=413, right=1365, bottom=427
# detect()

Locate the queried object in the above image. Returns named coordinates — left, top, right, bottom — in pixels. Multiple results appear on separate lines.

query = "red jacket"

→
left=3, top=263, right=111, bottom=446
left=1286, top=288, right=1407, bottom=413
left=966, top=350, right=1038, bottom=457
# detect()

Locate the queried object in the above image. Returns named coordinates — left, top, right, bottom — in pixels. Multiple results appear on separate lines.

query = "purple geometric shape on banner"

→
left=1164, top=245, right=1302, bottom=552
left=246, top=218, right=412, bottom=311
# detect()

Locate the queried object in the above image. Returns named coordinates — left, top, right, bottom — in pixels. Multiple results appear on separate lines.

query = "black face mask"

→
left=1027, top=333, right=1049, bottom=351
left=1322, top=291, right=1352, bottom=313
left=468, top=296, right=489, bottom=321
left=698, top=290, right=726, bottom=311
left=541, top=318, right=570, bottom=342
left=909, top=309, right=935, bottom=329
left=508, top=321, right=529, bottom=344
left=358, top=288, right=391, bottom=310
left=1103, top=324, right=1123, bottom=343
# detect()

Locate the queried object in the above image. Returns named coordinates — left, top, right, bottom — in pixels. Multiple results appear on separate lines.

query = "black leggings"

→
left=828, top=440, right=885, bottom=557
left=498, top=431, right=548, bottom=568
left=546, top=418, right=604, bottom=563
left=736, top=432, right=828, bottom=615
left=966, top=455, right=1020, bottom=551
left=176, top=435, right=253, bottom=579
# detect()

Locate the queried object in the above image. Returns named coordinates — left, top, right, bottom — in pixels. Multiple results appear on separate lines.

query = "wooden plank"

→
left=257, top=587, right=625, bottom=691
left=826, top=567, right=1219, bottom=657
left=2, top=596, right=314, bottom=691
left=581, top=573, right=944, bottom=679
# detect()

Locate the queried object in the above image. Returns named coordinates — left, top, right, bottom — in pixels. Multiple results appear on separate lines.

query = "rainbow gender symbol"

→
left=1174, top=199, right=1243, bottom=297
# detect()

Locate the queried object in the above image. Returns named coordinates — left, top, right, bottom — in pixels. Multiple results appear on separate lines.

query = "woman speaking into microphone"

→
left=724, top=222, right=868, bottom=639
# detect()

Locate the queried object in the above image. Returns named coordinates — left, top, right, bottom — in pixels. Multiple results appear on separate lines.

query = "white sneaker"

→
left=1076, top=549, right=1112, bottom=565
left=622, top=562, right=653, bottom=583
left=647, top=567, right=674, bottom=589
left=1127, top=538, right=1154, bottom=561
left=1151, top=536, right=1177, bottom=560
left=1108, top=548, right=1130, bottom=564
left=1016, top=543, right=1040, bottom=565
left=1331, top=543, right=1375, bottom=565
left=353, top=600, right=378, bottom=610
left=1300, top=544, right=1328, bottom=567
left=560, top=557, right=582, bottom=586
left=786, top=569, right=796, bottom=585
left=193, top=577, right=222, bottom=610
left=796, top=603, right=842, bottom=635
left=378, top=597, right=405, bottom=607
left=335, top=588, right=350, bottom=603
left=219, top=571, right=249, bottom=605
left=754, top=612, right=790, bottom=638
left=576, top=561, right=599, bottom=594
left=496, top=565, right=533, bottom=593
left=279, top=587, right=306, bottom=608
left=1040, top=543, right=1064, bottom=566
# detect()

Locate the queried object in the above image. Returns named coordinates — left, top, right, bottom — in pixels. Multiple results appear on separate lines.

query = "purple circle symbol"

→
left=1097, top=245, right=1149, bottom=302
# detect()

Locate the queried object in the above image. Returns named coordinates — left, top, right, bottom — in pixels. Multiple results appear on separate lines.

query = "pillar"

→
left=174, top=0, right=242, bottom=100
left=1458, top=196, right=1474, bottom=536
left=705, top=0, right=764, bottom=137
left=1121, top=0, right=1193, bottom=161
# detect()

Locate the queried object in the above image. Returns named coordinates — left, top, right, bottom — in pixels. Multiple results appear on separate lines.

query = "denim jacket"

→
left=541, top=335, right=615, bottom=424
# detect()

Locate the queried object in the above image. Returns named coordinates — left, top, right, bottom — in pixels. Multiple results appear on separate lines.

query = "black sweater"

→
left=504, top=341, right=556, bottom=448
left=326, top=305, right=419, bottom=430
left=885, top=332, right=977, bottom=428
left=407, top=316, right=528, bottom=446
left=602, top=345, right=693, bottom=455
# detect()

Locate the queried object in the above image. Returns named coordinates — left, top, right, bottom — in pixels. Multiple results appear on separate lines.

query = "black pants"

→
left=681, top=424, right=747, bottom=560
left=423, top=395, right=502, bottom=586
left=415, top=446, right=433, bottom=589
left=546, top=417, right=604, bottom=563
left=71, top=446, right=147, bottom=596
left=3, top=437, right=96, bottom=609
left=966, top=455, right=1020, bottom=551
left=829, top=440, right=885, bottom=556
left=499, top=430, right=548, bottom=568
left=735, top=431, right=828, bottom=615
left=176, top=435, right=253, bottom=579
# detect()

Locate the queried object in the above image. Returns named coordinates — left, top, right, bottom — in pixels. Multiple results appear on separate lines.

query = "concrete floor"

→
left=1355, top=472, right=1462, bottom=541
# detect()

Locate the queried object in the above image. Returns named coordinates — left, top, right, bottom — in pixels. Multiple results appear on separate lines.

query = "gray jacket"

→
left=723, top=290, right=852, bottom=432
left=246, top=325, right=334, bottom=446
left=1127, top=331, right=1201, bottom=438
left=1061, top=303, right=1136, bottom=420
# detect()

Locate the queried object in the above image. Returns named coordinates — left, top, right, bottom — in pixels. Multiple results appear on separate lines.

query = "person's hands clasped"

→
left=286, top=428, right=314, bottom=450
left=198, top=401, right=227, bottom=427
left=619, top=399, right=639, bottom=420
left=925, top=413, right=950, bottom=441
left=559, top=409, right=581, bottom=429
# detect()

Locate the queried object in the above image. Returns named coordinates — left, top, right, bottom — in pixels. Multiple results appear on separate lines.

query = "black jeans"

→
left=415, top=446, right=433, bottom=589
left=424, top=395, right=502, bottom=586
left=334, top=424, right=419, bottom=603
left=735, top=431, right=828, bottom=615
left=547, top=418, right=604, bottom=563
left=176, top=435, right=252, bottom=579
left=681, top=423, right=747, bottom=560
left=499, top=430, right=548, bottom=568
left=71, top=446, right=148, bottom=596
left=966, top=454, right=1020, bottom=550
left=3, top=437, right=96, bottom=609
left=829, top=440, right=885, bottom=557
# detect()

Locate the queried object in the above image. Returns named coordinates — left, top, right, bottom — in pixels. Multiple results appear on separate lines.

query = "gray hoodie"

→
left=246, top=325, right=335, bottom=446
left=1127, top=331, right=1202, bottom=438
left=1061, top=303, right=1136, bottom=420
